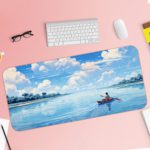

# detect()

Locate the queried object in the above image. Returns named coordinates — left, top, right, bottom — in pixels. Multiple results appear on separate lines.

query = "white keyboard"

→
left=46, top=18, right=100, bottom=47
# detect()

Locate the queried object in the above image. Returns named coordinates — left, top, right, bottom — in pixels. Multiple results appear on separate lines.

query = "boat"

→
left=97, top=98, right=121, bottom=105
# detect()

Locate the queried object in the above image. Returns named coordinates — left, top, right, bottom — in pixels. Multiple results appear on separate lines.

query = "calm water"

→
left=10, top=83, right=147, bottom=131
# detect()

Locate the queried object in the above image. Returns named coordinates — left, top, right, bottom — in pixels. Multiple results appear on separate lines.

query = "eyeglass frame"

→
left=11, top=30, right=34, bottom=42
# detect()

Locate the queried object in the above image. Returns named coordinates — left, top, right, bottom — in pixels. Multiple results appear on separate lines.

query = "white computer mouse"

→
left=114, top=19, right=128, bottom=39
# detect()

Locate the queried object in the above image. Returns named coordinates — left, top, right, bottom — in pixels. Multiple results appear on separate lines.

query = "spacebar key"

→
left=64, top=41, right=81, bottom=45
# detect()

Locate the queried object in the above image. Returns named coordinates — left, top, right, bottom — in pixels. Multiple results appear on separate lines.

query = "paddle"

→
left=114, top=98, right=122, bottom=101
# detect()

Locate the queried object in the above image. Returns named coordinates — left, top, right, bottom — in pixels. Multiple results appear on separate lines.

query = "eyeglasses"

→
left=11, top=30, right=34, bottom=42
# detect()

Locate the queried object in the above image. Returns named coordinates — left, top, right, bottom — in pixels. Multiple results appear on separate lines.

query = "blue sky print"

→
left=3, top=45, right=147, bottom=131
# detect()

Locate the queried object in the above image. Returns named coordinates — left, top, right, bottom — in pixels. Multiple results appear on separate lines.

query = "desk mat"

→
left=3, top=45, right=147, bottom=131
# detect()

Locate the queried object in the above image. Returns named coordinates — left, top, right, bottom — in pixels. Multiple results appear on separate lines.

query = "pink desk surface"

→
left=0, top=0, right=150, bottom=149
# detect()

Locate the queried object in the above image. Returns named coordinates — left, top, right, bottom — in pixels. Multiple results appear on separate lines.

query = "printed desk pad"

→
left=3, top=45, right=147, bottom=131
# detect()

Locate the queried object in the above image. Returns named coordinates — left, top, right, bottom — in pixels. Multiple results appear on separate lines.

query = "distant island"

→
left=7, top=92, right=66, bottom=105
left=111, top=73, right=143, bottom=88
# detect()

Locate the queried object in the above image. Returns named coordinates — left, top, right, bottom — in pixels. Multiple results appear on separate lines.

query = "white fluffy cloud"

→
left=99, top=70, right=114, bottom=82
left=39, top=65, right=47, bottom=72
left=37, top=80, right=51, bottom=90
left=3, top=67, right=31, bottom=96
left=31, top=63, right=39, bottom=71
left=81, top=62, right=100, bottom=71
left=61, top=63, right=100, bottom=93
left=68, top=71, right=87, bottom=86
left=113, top=77, right=124, bottom=83
left=54, top=57, right=80, bottom=68
left=44, top=57, right=79, bottom=68
left=31, top=57, right=81, bottom=77
left=101, top=48, right=122, bottom=60
left=61, top=71, right=87, bottom=93
left=4, top=82, right=32, bottom=97
left=3, top=67, right=30, bottom=84
left=31, top=80, right=60, bottom=95
left=5, top=83, right=18, bottom=96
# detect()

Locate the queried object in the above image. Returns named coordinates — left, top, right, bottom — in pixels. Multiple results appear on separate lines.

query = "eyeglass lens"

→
left=12, top=35, right=21, bottom=42
left=23, top=31, right=33, bottom=38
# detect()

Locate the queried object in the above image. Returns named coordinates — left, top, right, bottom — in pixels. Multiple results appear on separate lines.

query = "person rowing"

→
left=100, top=92, right=122, bottom=102
left=97, top=92, right=122, bottom=111
left=100, top=92, right=112, bottom=102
